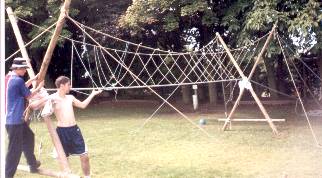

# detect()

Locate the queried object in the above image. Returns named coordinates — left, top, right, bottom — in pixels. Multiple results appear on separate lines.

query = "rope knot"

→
left=238, top=78, right=252, bottom=90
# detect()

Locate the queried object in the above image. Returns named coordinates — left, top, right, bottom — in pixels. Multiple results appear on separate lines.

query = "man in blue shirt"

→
left=5, top=57, right=44, bottom=178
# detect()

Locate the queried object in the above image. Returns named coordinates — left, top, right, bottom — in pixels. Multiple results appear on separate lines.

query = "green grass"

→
left=13, top=102, right=322, bottom=178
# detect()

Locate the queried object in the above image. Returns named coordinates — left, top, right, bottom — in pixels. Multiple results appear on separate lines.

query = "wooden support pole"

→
left=222, top=87, right=245, bottom=128
left=6, top=7, right=36, bottom=86
left=18, top=165, right=80, bottom=178
left=43, top=117, right=71, bottom=172
left=216, top=24, right=278, bottom=134
left=37, top=0, right=71, bottom=83
left=248, top=23, right=278, bottom=80
left=248, top=87, right=278, bottom=134
left=36, top=0, right=72, bottom=174
left=216, top=33, right=247, bottom=79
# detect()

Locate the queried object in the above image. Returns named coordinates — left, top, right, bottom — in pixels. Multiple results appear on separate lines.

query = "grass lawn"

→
left=13, top=101, right=322, bottom=178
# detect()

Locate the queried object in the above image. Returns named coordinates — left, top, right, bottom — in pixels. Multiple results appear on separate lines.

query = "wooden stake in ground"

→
left=216, top=23, right=279, bottom=135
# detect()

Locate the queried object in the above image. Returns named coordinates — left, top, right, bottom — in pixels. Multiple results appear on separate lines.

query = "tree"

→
left=6, top=0, right=321, bottom=101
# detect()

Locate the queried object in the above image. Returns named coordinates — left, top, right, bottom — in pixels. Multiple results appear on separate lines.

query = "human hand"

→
left=92, top=89, right=103, bottom=96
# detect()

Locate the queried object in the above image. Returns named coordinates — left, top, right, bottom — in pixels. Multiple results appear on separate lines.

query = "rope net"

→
left=68, top=18, right=268, bottom=90
left=8, top=16, right=271, bottom=91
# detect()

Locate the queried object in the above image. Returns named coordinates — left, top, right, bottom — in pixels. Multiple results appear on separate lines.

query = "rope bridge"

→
left=6, top=14, right=322, bottom=147
left=5, top=3, right=321, bottom=178
left=10, top=16, right=268, bottom=91
left=70, top=33, right=266, bottom=90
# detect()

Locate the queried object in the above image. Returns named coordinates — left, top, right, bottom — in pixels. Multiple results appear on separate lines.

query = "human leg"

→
left=22, top=123, right=40, bottom=172
left=70, top=126, right=89, bottom=176
left=5, top=125, right=23, bottom=178
left=80, top=153, right=90, bottom=177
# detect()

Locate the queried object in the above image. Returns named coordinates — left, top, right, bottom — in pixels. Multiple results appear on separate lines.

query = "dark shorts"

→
left=56, top=125, right=87, bottom=157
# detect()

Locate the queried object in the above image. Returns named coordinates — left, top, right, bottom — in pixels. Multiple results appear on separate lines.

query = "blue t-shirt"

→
left=5, top=72, right=31, bottom=125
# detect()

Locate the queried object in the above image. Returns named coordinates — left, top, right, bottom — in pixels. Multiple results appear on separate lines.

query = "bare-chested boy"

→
left=50, top=76, right=102, bottom=178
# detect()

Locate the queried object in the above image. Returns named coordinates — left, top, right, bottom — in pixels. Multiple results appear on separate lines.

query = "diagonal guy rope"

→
left=276, top=33, right=320, bottom=147
left=5, top=21, right=57, bottom=62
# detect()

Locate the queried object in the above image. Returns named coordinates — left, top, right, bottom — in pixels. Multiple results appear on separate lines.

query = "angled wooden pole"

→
left=248, top=23, right=277, bottom=80
left=6, top=7, right=36, bottom=86
left=37, top=0, right=71, bottom=83
left=216, top=24, right=278, bottom=134
left=36, top=0, right=73, bottom=173
left=43, top=117, right=71, bottom=173
left=7, top=7, right=37, bottom=122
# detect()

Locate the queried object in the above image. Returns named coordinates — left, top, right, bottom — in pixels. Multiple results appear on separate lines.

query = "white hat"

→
left=10, top=57, right=30, bottom=69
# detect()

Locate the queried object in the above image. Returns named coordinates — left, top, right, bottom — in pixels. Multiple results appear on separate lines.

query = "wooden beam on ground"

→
left=217, top=118, right=285, bottom=122
left=238, top=100, right=295, bottom=105
left=6, top=7, right=36, bottom=87
left=18, top=165, right=80, bottom=178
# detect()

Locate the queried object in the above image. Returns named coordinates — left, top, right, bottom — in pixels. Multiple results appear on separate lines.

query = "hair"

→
left=55, top=76, right=70, bottom=88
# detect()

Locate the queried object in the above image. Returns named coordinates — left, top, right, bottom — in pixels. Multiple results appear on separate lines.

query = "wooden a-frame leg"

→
left=222, top=87, right=246, bottom=130
left=248, top=87, right=279, bottom=135
left=216, top=23, right=278, bottom=134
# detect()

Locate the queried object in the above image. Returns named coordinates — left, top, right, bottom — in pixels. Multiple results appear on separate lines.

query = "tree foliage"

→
left=5, top=0, right=322, bottom=99
left=6, top=0, right=79, bottom=48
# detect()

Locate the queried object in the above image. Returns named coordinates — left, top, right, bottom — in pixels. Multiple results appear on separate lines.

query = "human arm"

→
left=29, top=88, right=49, bottom=110
left=27, top=81, right=45, bottom=99
left=72, top=89, right=102, bottom=109
left=25, top=74, right=38, bottom=88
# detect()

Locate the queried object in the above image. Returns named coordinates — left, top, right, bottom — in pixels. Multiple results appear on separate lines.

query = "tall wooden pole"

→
left=216, top=24, right=278, bottom=134
left=37, top=0, right=71, bottom=83
left=43, top=117, right=71, bottom=173
left=6, top=7, right=36, bottom=87
left=37, top=0, right=72, bottom=173
left=7, top=7, right=37, bottom=123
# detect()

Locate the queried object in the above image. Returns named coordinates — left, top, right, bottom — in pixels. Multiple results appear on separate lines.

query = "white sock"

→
left=84, top=176, right=90, bottom=178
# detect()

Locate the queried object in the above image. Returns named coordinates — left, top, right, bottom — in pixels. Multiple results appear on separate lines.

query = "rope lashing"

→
left=238, top=78, right=252, bottom=90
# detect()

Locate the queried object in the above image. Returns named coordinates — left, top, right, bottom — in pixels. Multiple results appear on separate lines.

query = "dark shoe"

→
left=29, top=160, right=41, bottom=173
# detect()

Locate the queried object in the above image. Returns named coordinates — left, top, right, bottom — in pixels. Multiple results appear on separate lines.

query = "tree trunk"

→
left=319, top=55, right=322, bottom=80
left=208, top=83, right=217, bottom=104
left=264, top=58, right=278, bottom=99
left=181, top=85, right=191, bottom=104
left=317, top=54, right=322, bottom=100
left=276, top=56, right=287, bottom=97
left=252, top=68, right=261, bottom=97
left=198, top=85, right=206, bottom=101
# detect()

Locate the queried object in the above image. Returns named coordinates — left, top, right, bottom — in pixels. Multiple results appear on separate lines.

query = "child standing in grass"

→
left=48, top=76, right=102, bottom=178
